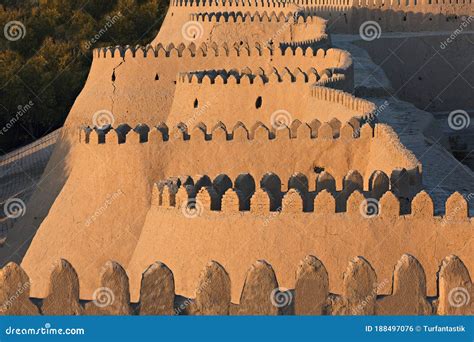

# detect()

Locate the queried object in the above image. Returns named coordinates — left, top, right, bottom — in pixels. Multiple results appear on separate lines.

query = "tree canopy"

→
left=0, top=0, right=167, bottom=152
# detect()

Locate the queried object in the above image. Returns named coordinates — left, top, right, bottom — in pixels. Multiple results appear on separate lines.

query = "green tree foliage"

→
left=0, top=0, right=167, bottom=152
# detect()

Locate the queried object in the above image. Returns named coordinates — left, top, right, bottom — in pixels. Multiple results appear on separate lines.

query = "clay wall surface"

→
left=168, top=76, right=362, bottom=126
left=158, top=0, right=473, bottom=37
left=126, top=191, right=473, bottom=302
left=2, top=255, right=472, bottom=315
left=81, top=122, right=419, bottom=182
left=180, top=11, right=329, bottom=48
left=62, top=45, right=353, bottom=130
left=20, top=122, right=420, bottom=299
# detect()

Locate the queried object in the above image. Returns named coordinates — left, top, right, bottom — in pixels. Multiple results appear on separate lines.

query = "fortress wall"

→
left=158, top=0, right=472, bottom=38
left=81, top=122, right=419, bottom=184
left=314, top=7, right=473, bottom=33
left=126, top=191, right=473, bottom=303
left=187, top=17, right=329, bottom=47
left=20, top=120, right=419, bottom=299
left=2, top=255, right=472, bottom=315
left=19, top=142, right=161, bottom=299
left=155, top=167, right=420, bottom=206
left=167, top=77, right=359, bottom=126
left=60, top=45, right=353, bottom=129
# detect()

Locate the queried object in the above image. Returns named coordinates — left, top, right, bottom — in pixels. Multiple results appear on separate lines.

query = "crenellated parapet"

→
left=2, top=255, right=471, bottom=315
left=80, top=119, right=372, bottom=144
left=189, top=10, right=322, bottom=23
left=170, top=0, right=305, bottom=9
left=93, top=43, right=347, bottom=61
left=154, top=167, right=425, bottom=214
left=177, top=66, right=347, bottom=86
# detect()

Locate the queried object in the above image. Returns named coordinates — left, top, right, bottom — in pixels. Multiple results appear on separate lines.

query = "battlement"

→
left=80, top=118, right=375, bottom=145
left=93, top=43, right=344, bottom=60
left=311, top=86, right=374, bottom=113
left=1, top=255, right=471, bottom=315
left=189, top=10, right=323, bottom=23
left=178, top=66, right=343, bottom=85
left=154, top=167, right=425, bottom=214
left=169, top=0, right=473, bottom=12
left=170, top=0, right=302, bottom=9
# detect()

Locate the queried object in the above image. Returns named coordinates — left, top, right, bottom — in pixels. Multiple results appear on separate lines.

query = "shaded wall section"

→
left=356, top=33, right=474, bottom=113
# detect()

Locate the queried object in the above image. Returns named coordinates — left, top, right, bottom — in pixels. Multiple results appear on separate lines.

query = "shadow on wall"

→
left=315, top=8, right=473, bottom=33
left=0, top=131, right=72, bottom=267
left=355, top=33, right=474, bottom=112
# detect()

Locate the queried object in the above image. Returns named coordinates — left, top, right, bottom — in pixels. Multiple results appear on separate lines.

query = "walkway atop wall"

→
left=0, top=130, right=60, bottom=238
left=333, top=33, right=474, bottom=214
